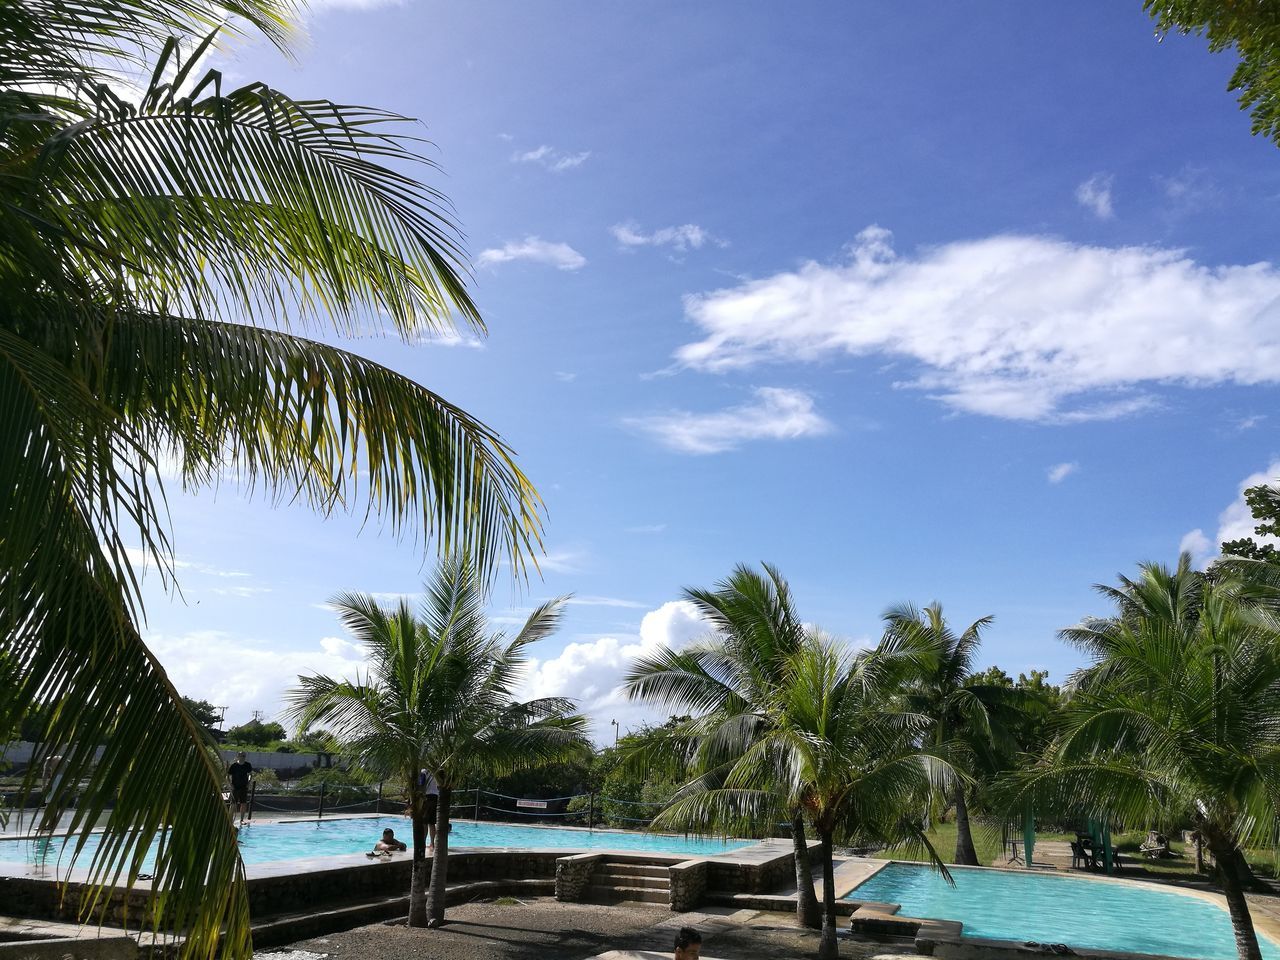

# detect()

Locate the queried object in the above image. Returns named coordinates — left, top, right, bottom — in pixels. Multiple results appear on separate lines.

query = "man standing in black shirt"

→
left=227, top=752, right=253, bottom=825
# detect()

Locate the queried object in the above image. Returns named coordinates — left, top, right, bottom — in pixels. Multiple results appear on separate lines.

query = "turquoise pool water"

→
left=851, top=862, right=1280, bottom=960
left=0, top=817, right=749, bottom=874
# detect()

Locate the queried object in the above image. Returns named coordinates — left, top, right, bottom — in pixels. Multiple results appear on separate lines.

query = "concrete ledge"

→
left=251, top=878, right=554, bottom=949
left=918, top=934, right=1203, bottom=960
left=0, top=935, right=137, bottom=960
left=704, top=891, right=859, bottom=917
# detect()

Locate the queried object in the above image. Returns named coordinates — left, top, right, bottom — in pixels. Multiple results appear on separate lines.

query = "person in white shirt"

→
left=420, top=769, right=440, bottom=850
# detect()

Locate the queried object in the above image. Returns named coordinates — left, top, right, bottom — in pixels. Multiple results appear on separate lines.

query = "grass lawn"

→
left=873, top=821, right=1280, bottom=885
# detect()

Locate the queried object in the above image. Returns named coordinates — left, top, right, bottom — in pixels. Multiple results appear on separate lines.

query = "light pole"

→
left=610, top=718, right=619, bottom=747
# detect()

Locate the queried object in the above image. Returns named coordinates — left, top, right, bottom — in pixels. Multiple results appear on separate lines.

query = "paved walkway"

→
left=267, top=899, right=914, bottom=960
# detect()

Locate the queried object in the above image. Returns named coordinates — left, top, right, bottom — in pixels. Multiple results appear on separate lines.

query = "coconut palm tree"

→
left=1005, top=554, right=1280, bottom=960
left=883, top=602, right=1023, bottom=865
left=2, top=3, right=540, bottom=956
left=285, top=558, right=589, bottom=928
left=653, top=631, right=952, bottom=960
left=622, top=563, right=824, bottom=928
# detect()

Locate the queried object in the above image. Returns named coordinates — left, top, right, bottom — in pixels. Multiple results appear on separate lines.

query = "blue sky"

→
left=140, top=2, right=1280, bottom=740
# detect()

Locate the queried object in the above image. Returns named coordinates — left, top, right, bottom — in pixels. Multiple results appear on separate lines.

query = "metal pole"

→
left=318, top=782, right=326, bottom=820
left=377, top=781, right=383, bottom=814
left=588, top=792, right=595, bottom=831
left=248, top=780, right=255, bottom=822
left=474, top=788, right=481, bottom=822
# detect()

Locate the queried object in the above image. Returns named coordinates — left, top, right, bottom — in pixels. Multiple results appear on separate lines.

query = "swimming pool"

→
left=0, top=817, right=750, bottom=874
left=851, top=862, right=1280, bottom=960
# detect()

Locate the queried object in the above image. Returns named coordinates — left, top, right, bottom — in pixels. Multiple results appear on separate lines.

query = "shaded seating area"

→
left=1070, top=821, right=1116, bottom=873
left=1139, top=830, right=1170, bottom=859
left=1002, top=814, right=1120, bottom=874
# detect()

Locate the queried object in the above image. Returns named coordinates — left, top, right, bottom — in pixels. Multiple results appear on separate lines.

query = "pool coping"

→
left=0, top=816, right=770, bottom=885
left=843, top=857, right=1280, bottom=959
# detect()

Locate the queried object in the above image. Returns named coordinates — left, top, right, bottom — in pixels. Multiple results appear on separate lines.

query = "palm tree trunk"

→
left=407, top=791, right=429, bottom=927
left=952, top=785, right=979, bottom=866
left=425, top=785, right=452, bottom=928
left=791, top=812, right=822, bottom=929
left=1211, top=838, right=1263, bottom=960
left=817, top=826, right=839, bottom=960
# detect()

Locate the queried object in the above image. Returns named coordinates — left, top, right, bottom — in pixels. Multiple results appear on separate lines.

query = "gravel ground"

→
left=264, top=898, right=913, bottom=960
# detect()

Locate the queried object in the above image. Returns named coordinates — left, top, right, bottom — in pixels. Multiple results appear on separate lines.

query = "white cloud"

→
left=477, top=237, right=586, bottom=272
left=413, top=330, right=484, bottom=349
left=205, top=584, right=272, bottom=598
left=123, top=546, right=250, bottom=579
left=147, top=631, right=368, bottom=727
left=625, top=523, right=667, bottom=534
left=1180, top=459, right=1280, bottom=567
left=1075, top=174, right=1114, bottom=220
left=626, top=387, right=832, bottom=454
left=519, top=600, right=708, bottom=741
left=1237, top=414, right=1266, bottom=432
left=511, top=144, right=591, bottom=172
left=1047, top=462, right=1078, bottom=484
left=611, top=222, right=725, bottom=253
left=554, top=371, right=577, bottom=382
left=565, top=596, right=648, bottom=609
left=1157, top=166, right=1218, bottom=210
left=309, top=0, right=403, bottom=8
left=675, top=226, right=1280, bottom=423
left=1179, top=528, right=1213, bottom=567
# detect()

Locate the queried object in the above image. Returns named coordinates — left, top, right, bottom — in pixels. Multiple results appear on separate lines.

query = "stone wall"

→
left=667, top=860, right=707, bottom=912
left=0, top=850, right=565, bottom=929
left=553, top=853, right=601, bottom=902
left=706, top=849, right=794, bottom=894
left=0, top=935, right=138, bottom=960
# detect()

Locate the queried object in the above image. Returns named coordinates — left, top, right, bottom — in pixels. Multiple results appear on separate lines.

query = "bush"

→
left=291, top=766, right=377, bottom=803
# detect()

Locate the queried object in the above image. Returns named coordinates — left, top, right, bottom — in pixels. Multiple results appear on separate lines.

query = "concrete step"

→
left=593, top=872, right=669, bottom=890
left=598, top=862, right=669, bottom=879
left=584, top=884, right=670, bottom=905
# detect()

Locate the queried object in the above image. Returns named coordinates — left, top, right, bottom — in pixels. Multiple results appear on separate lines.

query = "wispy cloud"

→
left=1074, top=174, right=1114, bottom=220
left=554, top=371, right=578, bottom=382
left=413, top=330, right=484, bottom=349
left=626, top=387, right=832, bottom=454
left=564, top=596, right=648, bottom=609
left=124, top=546, right=250, bottom=579
left=625, top=523, right=667, bottom=534
left=1236, top=414, right=1266, bottom=432
left=309, top=0, right=405, bottom=9
left=610, top=222, right=726, bottom=253
left=674, top=225, right=1280, bottom=424
left=1046, top=462, right=1078, bottom=484
left=1157, top=166, right=1218, bottom=211
left=511, top=144, right=591, bottom=172
left=478, top=237, right=586, bottom=272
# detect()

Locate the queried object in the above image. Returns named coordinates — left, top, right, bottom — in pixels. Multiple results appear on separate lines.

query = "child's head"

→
left=673, top=927, right=702, bottom=960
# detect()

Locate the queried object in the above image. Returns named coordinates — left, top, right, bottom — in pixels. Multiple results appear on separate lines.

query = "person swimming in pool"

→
left=370, top=827, right=406, bottom=856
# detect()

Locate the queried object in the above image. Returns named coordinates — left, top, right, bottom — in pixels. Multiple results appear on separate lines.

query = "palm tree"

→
left=884, top=603, right=1020, bottom=865
left=622, top=563, right=824, bottom=928
left=2, top=3, right=540, bottom=956
left=654, top=631, right=951, bottom=960
left=1004, top=554, right=1280, bottom=960
left=285, top=558, right=589, bottom=928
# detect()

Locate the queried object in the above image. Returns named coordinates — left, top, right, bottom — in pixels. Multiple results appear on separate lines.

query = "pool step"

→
left=583, top=859, right=672, bottom=907
left=600, top=862, right=668, bottom=879
left=593, top=871, right=669, bottom=889
left=583, top=883, right=670, bottom=905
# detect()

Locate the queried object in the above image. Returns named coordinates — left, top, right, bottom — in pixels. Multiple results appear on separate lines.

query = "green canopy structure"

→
left=1086, top=817, right=1115, bottom=873
left=1023, top=809, right=1036, bottom=867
